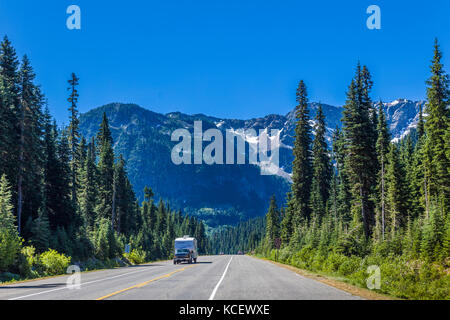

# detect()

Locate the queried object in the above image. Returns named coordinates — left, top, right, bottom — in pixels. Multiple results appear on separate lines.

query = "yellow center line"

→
left=96, top=265, right=197, bottom=300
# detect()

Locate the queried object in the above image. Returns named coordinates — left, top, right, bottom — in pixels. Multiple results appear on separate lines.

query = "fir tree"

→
left=375, top=101, right=390, bottom=240
left=31, top=208, right=50, bottom=252
left=409, top=106, right=427, bottom=220
left=386, top=143, right=409, bottom=237
left=53, top=128, right=74, bottom=230
left=265, top=195, right=280, bottom=249
left=310, top=104, right=331, bottom=219
left=0, top=175, right=16, bottom=231
left=424, top=39, right=450, bottom=214
left=332, top=127, right=352, bottom=222
left=112, top=155, right=131, bottom=233
left=0, top=37, right=21, bottom=237
left=417, top=103, right=425, bottom=139
left=79, top=138, right=98, bottom=231
left=290, top=80, right=312, bottom=225
left=67, top=73, right=80, bottom=206
left=342, top=63, right=377, bottom=238
left=0, top=36, right=20, bottom=185
left=96, top=112, right=113, bottom=148
left=280, top=193, right=294, bottom=246
left=0, top=174, right=21, bottom=272
left=0, top=37, right=19, bottom=186
left=96, top=113, right=115, bottom=222
left=17, top=55, right=44, bottom=237
left=156, top=199, right=167, bottom=236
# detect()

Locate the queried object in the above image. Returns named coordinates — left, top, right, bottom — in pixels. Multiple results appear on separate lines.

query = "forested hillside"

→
left=209, top=216, right=265, bottom=254
left=77, top=98, right=424, bottom=228
left=78, top=103, right=290, bottom=227
left=220, top=40, right=450, bottom=300
left=0, top=36, right=208, bottom=282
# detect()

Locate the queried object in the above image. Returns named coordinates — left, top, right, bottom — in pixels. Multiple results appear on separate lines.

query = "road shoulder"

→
left=250, top=255, right=398, bottom=300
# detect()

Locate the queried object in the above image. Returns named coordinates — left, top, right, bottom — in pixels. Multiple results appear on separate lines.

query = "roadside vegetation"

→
left=217, top=40, right=449, bottom=300
left=257, top=40, right=450, bottom=300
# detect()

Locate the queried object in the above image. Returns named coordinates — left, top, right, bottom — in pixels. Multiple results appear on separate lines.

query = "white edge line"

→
left=8, top=266, right=162, bottom=300
left=209, top=256, right=233, bottom=300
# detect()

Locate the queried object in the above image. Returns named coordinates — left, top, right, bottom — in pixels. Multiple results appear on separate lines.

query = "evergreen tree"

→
left=400, top=135, right=415, bottom=218
left=442, top=216, right=450, bottom=260
left=0, top=36, right=20, bottom=188
left=342, top=63, right=377, bottom=238
left=424, top=39, right=450, bottom=214
left=53, top=128, right=74, bottom=230
left=96, top=112, right=113, bottom=148
left=386, top=143, right=409, bottom=237
left=79, top=138, right=98, bottom=231
left=280, top=193, right=294, bottom=246
left=112, top=155, right=133, bottom=234
left=194, top=221, right=207, bottom=254
left=265, top=195, right=280, bottom=249
left=156, top=199, right=167, bottom=236
left=67, top=73, right=80, bottom=206
left=31, top=208, right=50, bottom=253
left=94, top=218, right=119, bottom=260
left=332, top=127, right=352, bottom=222
left=375, top=101, right=390, bottom=240
left=17, top=55, right=44, bottom=237
left=78, top=137, right=87, bottom=165
left=417, top=103, right=425, bottom=139
left=147, top=200, right=157, bottom=232
left=42, top=114, right=71, bottom=232
left=96, top=113, right=115, bottom=222
left=0, top=175, right=16, bottom=231
left=289, top=80, right=312, bottom=225
left=0, top=175, right=21, bottom=272
left=310, top=104, right=331, bottom=219
left=409, top=105, right=427, bottom=219
left=420, top=205, right=444, bottom=261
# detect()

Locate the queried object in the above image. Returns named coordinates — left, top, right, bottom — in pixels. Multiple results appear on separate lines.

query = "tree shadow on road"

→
left=0, top=283, right=66, bottom=289
left=127, top=264, right=164, bottom=268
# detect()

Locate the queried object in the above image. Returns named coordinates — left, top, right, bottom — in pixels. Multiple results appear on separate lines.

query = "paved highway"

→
left=0, top=255, right=362, bottom=300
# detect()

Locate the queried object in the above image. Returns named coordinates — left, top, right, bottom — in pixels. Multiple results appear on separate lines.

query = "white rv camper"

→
left=174, top=236, right=198, bottom=264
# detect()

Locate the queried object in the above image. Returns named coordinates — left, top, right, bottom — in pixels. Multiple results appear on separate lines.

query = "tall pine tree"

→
left=265, top=195, right=280, bottom=249
left=310, top=104, right=331, bottom=219
left=67, top=73, right=80, bottom=206
left=342, top=63, right=377, bottom=238
left=375, top=101, right=390, bottom=240
left=289, top=80, right=312, bottom=225
left=95, top=113, right=115, bottom=222
left=424, top=39, right=449, bottom=215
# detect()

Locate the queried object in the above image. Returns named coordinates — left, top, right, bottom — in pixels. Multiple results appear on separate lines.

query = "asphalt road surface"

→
left=0, top=255, right=362, bottom=300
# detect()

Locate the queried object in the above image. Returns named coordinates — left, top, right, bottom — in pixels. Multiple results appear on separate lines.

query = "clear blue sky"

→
left=0, top=0, right=449, bottom=124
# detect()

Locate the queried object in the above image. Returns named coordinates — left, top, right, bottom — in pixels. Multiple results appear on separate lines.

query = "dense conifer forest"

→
left=1, top=35, right=448, bottom=299
left=212, top=40, right=450, bottom=299
left=0, top=36, right=208, bottom=281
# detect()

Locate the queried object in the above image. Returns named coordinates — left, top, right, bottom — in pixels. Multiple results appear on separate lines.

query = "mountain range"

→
left=79, top=99, right=425, bottom=228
